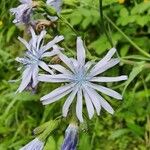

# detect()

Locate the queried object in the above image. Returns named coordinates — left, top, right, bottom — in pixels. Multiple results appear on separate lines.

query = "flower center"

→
left=74, top=70, right=87, bottom=85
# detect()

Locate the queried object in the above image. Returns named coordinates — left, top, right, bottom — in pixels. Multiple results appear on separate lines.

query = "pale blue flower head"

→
left=16, top=27, right=64, bottom=93
left=38, top=37, right=127, bottom=122
left=20, top=138, right=44, bottom=150
left=46, top=0, right=62, bottom=21
left=10, top=0, right=33, bottom=25
left=61, top=123, right=78, bottom=150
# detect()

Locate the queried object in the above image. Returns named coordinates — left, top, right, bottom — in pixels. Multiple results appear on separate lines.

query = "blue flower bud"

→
left=61, top=123, right=78, bottom=150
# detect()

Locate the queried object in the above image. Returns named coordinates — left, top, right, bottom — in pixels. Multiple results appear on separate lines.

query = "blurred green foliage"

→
left=0, top=0, right=150, bottom=149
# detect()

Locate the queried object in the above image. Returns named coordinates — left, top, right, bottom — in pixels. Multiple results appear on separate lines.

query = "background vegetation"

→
left=0, top=0, right=150, bottom=149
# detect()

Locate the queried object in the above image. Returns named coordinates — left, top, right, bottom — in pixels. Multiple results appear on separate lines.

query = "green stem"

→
left=58, top=15, right=79, bottom=36
left=104, top=14, right=150, bottom=58
left=99, top=0, right=114, bottom=47
left=121, top=59, right=150, bottom=69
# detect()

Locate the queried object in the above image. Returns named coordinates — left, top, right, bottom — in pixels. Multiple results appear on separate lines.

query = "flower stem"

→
left=104, top=14, right=150, bottom=58
left=121, top=59, right=150, bottom=69
left=58, top=15, right=79, bottom=36
left=99, top=0, right=114, bottom=48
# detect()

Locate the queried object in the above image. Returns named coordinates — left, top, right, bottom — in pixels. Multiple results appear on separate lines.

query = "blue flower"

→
left=39, top=37, right=127, bottom=122
left=16, top=27, right=64, bottom=93
left=10, top=0, right=34, bottom=25
left=20, top=138, right=44, bottom=150
left=62, top=123, right=78, bottom=150
left=46, top=0, right=62, bottom=21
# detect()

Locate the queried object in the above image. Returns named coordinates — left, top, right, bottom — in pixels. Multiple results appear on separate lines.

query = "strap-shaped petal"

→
left=83, top=87, right=95, bottom=119
left=90, top=75, right=128, bottom=82
left=41, top=83, right=75, bottom=101
left=90, top=48, right=116, bottom=74
left=18, top=37, right=30, bottom=51
left=42, top=35, right=64, bottom=52
left=49, top=64, right=73, bottom=75
left=84, top=61, right=93, bottom=73
left=94, top=92, right=114, bottom=114
left=32, top=65, right=39, bottom=87
left=36, top=30, right=46, bottom=51
left=77, top=37, right=85, bottom=67
left=88, top=82, right=122, bottom=100
left=19, top=0, right=32, bottom=4
left=58, top=53, right=75, bottom=73
left=16, top=66, right=32, bottom=93
left=62, top=87, right=78, bottom=117
left=30, top=27, right=37, bottom=50
left=15, top=57, right=30, bottom=65
left=42, top=88, right=73, bottom=105
left=42, top=45, right=63, bottom=58
left=84, top=85, right=101, bottom=115
left=76, top=88, right=83, bottom=122
left=38, top=74, right=72, bottom=83
left=89, top=58, right=120, bottom=77
left=20, top=138, right=44, bottom=150
left=42, top=51, right=57, bottom=58
left=39, top=61, right=54, bottom=74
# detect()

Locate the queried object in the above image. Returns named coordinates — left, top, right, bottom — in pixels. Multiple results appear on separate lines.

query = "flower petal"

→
left=42, top=88, right=73, bottom=105
left=15, top=57, right=30, bottom=65
left=41, top=83, right=75, bottom=101
left=38, top=74, right=72, bottom=83
left=88, top=82, right=122, bottom=100
left=42, top=35, right=64, bottom=52
left=77, top=37, right=85, bottom=67
left=84, top=61, right=93, bottom=73
left=19, top=0, right=32, bottom=4
left=76, top=88, right=83, bottom=122
left=30, top=27, right=37, bottom=49
left=49, top=64, right=73, bottom=75
left=84, top=85, right=101, bottom=115
left=18, top=37, right=30, bottom=51
left=42, top=51, right=57, bottom=58
left=89, top=58, right=120, bottom=77
left=58, top=53, right=75, bottom=73
left=90, top=75, right=128, bottom=82
left=90, top=47, right=116, bottom=74
left=82, top=87, right=95, bottom=119
left=94, top=92, right=114, bottom=114
left=62, top=87, right=78, bottom=117
left=41, top=45, right=63, bottom=58
left=39, top=61, right=54, bottom=74
left=17, top=66, right=32, bottom=93
left=46, top=0, right=62, bottom=13
left=36, top=30, right=47, bottom=51
left=20, top=138, right=44, bottom=150
left=85, top=85, right=114, bottom=114
left=32, top=65, right=39, bottom=87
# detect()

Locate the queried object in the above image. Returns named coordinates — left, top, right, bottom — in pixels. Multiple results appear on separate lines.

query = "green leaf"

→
left=120, top=45, right=130, bottom=57
left=123, top=62, right=145, bottom=95
left=109, top=129, right=130, bottom=140
left=6, top=26, right=16, bottom=43
left=88, top=35, right=111, bottom=55
left=70, top=12, right=83, bottom=26
left=44, top=136, right=56, bottom=150
left=136, top=16, right=150, bottom=27
left=120, top=8, right=129, bottom=17
left=131, top=2, right=150, bottom=15
left=78, top=133, right=92, bottom=150
left=127, top=123, right=144, bottom=137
